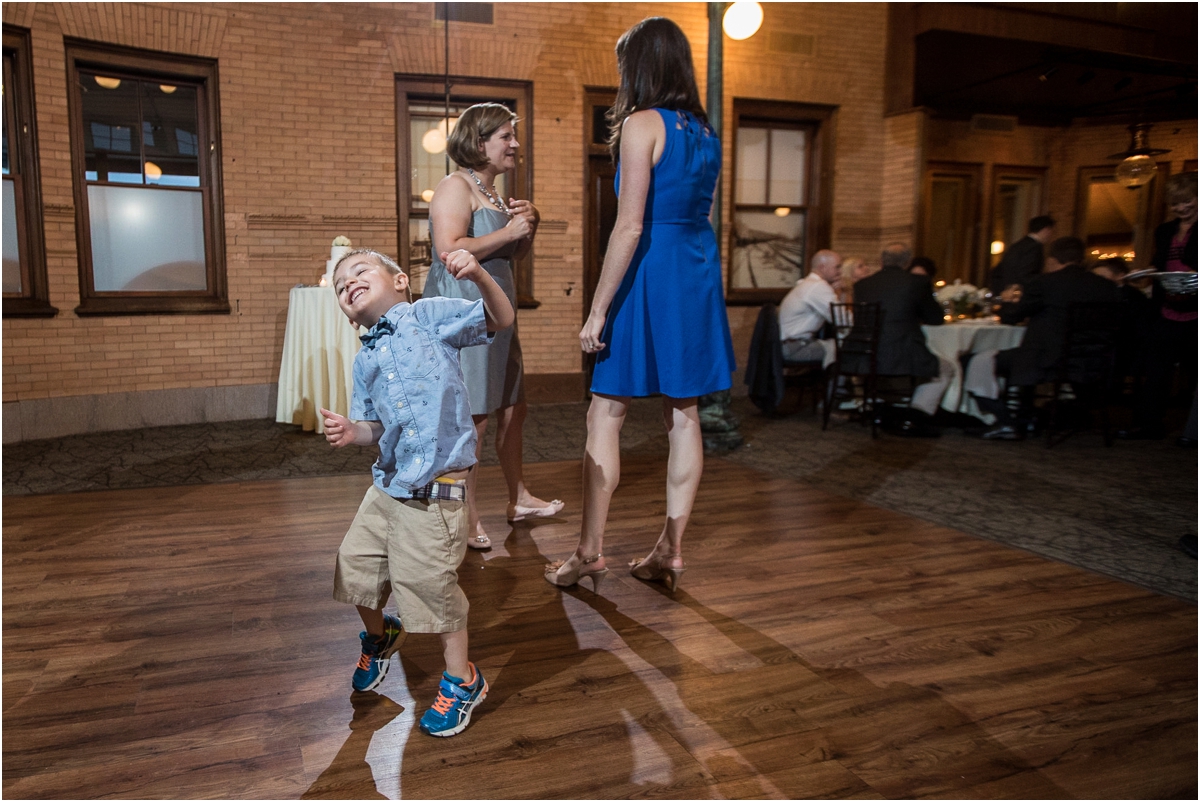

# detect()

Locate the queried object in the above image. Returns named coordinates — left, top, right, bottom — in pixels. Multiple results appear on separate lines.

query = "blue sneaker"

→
left=351, top=614, right=402, bottom=692
left=418, top=662, right=488, bottom=737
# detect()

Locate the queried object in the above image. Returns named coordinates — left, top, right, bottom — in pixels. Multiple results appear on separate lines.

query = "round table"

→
left=275, top=285, right=361, bottom=433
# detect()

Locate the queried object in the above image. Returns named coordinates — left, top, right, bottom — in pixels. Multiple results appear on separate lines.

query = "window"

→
left=3, top=25, right=54, bottom=317
left=65, top=40, right=226, bottom=315
left=728, top=99, right=835, bottom=304
left=396, top=77, right=537, bottom=307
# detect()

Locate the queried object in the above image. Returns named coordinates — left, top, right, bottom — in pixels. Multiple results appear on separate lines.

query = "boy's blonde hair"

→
left=333, top=248, right=412, bottom=303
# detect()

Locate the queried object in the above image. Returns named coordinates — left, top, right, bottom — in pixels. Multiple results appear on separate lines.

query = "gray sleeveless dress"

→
left=423, top=207, right=524, bottom=415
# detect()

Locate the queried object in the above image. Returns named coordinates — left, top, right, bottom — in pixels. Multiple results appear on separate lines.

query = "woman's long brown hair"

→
left=607, top=17, right=708, bottom=162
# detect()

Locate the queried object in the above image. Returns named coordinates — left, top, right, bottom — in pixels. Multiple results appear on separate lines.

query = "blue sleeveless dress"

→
left=591, top=108, right=737, bottom=398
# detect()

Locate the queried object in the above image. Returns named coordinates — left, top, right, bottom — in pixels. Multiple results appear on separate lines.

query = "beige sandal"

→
left=466, top=533, right=492, bottom=550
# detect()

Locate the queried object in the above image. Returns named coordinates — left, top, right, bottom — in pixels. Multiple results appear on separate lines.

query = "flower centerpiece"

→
left=935, top=280, right=985, bottom=319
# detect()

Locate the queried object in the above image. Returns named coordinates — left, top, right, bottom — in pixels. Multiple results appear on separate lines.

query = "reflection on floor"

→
left=3, top=459, right=1195, bottom=799
left=5, top=397, right=1196, bottom=600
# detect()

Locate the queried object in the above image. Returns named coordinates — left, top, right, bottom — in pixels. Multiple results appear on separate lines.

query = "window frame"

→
left=3, top=25, right=55, bottom=318
left=64, top=39, right=227, bottom=316
left=395, top=76, right=538, bottom=308
left=727, top=99, right=836, bottom=305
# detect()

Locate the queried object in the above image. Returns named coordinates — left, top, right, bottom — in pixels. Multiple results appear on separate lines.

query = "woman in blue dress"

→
left=426, top=103, right=564, bottom=550
left=545, top=17, right=736, bottom=592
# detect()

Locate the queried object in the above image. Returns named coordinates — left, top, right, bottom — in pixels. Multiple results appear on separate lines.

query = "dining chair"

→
left=745, top=303, right=827, bottom=415
left=1044, top=301, right=1126, bottom=448
left=823, top=301, right=883, bottom=437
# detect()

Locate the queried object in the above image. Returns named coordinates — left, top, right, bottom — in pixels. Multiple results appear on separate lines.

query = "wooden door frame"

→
left=917, top=160, right=983, bottom=285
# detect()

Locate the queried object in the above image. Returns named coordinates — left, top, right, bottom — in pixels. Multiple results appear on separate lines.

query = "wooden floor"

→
left=3, top=456, right=1196, bottom=799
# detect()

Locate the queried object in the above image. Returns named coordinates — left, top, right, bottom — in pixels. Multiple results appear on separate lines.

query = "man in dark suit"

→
left=967, top=236, right=1122, bottom=439
left=988, top=215, right=1056, bottom=296
left=851, top=243, right=949, bottom=431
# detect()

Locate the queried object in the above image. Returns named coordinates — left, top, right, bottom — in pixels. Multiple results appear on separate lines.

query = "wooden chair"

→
left=1044, top=301, right=1126, bottom=448
left=745, top=303, right=827, bottom=415
left=823, top=302, right=884, bottom=437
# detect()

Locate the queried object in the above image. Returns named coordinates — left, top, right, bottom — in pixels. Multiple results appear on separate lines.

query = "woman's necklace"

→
left=465, top=168, right=510, bottom=215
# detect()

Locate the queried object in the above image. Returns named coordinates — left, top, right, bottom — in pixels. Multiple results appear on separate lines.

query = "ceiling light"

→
left=94, top=76, right=121, bottom=89
left=159, top=84, right=177, bottom=94
left=1115, top=155, right=1156, bottom=189
left=1107, top=122, right=1171, bottom=161
left=144, top=161, right=163, bottom=183
left=773, top=207, right=790, bottom=217
left=723, top=2, right=763, bottom=41
left=421, top=127, right=447, bottom=154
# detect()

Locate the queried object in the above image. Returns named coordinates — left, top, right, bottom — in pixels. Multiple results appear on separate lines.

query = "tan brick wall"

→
left=924, top=116, right=1198, bottom=272
left=2, top=1, right=896, bottom=408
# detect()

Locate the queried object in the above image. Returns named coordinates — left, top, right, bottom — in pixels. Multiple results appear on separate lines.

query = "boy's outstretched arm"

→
left=440, top=249, right=515, bottom=332
left=321, top=408, right=383, bottom=447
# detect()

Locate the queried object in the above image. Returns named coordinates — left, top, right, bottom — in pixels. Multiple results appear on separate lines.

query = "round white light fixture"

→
left=159, top=84, right=177, bottom=94
left=773, top=207, right=790, bottom=217
left=990, top=240, right=1005, bottom=255
left=422, top=127, right=447, bottom=154
left=144, top=161, right=163, bottom=183
left=421, top=189, right=435, bottom=203
left=95, top=76, right=121, bottom=89
left=1114, top=154, right=1156, bottom=189
left=723, top=2, right=764, bottom=41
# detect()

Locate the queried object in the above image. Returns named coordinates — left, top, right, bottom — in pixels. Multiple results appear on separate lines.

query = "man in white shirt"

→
left=779, top=249, right=841, bottom=362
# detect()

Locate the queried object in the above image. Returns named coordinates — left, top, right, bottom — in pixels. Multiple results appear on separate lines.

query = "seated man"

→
left=989, top=215, right=1056, bottom=296
left=778, top=248, right=841, bottom=362
left=967, top=236, right=1122, bottom=440
left=851, top=243, right=951, bottom=428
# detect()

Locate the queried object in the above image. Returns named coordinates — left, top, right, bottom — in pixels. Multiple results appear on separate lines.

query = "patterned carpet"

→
left=4, top=396, right=1196, bottom=601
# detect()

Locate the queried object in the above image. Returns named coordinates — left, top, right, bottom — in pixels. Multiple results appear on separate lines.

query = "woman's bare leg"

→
left=494, top=400, right=563, bottom=517
left=553, top=393, right=628, bottom=576
left=633, top=396, right=701, bottom=570
left=465, top=413, right=491, bottom=547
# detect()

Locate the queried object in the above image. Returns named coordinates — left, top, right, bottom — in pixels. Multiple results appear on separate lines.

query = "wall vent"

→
left=970, top=114, right=1019, bottom=134
left=434, top=3, right=493, bottom=24
left=767, top=31, right=815, bottom=56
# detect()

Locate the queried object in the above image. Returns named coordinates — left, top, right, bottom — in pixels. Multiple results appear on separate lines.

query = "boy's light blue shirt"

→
left=351, top=297, right=492, bottom=499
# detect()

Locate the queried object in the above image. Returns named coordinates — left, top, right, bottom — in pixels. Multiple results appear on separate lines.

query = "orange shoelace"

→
left=356, top=653, right=373, bottom=671
left=430, top=691, right=455, bottom=714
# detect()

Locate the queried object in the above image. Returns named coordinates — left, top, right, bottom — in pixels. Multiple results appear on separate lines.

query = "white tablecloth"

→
left=922, top=321, right=1025, bottom=416
left=275, top=286, right=361, bottom=433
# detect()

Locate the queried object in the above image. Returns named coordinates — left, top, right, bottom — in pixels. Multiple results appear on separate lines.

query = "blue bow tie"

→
left=359, top=317, right=395, bottom=349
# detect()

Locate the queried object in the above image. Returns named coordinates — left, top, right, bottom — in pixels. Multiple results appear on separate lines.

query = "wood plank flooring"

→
left=3, top=456, right=1195, bottom=799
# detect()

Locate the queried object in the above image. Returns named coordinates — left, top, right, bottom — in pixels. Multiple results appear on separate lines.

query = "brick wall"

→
left=924, top=116, right=1198, bottom=274
left=0, top=1, right=899, bottom=416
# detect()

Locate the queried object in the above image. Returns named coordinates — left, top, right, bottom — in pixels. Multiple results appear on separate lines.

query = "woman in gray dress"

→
left=424, top=102, right=563, bottom=549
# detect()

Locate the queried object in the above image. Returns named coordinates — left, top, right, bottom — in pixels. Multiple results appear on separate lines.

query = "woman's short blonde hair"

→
left=839, top=258, right=864, bottom=287
left=446, top=103, right=519, bottom=170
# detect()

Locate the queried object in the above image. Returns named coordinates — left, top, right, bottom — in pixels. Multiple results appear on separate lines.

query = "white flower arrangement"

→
left=332, top=235, right=351, bottom=247
left=935, top=280, right=983, bottom=305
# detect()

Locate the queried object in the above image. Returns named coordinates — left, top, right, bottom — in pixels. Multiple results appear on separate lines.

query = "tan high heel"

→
left=629, top=555, right=686, bottom=591
left=544, top=553, right=609, bottom=593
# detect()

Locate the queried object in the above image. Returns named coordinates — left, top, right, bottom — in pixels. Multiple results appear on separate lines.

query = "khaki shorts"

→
left=333, top=484, right=469, bottom=633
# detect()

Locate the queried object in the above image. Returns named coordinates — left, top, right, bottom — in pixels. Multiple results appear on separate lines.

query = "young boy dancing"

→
left=321, top=246, right=514, bottom=737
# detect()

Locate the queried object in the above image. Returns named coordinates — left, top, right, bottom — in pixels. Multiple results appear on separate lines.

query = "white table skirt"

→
left=275, top=286, right=361, bottom=433
left=922, top=321, right=1025, bottom=416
